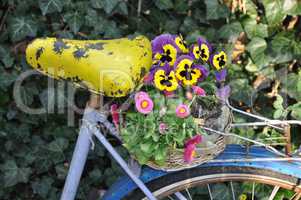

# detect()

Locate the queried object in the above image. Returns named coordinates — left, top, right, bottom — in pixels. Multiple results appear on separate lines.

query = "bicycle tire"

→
left=126, top=166, right=301, bottom=199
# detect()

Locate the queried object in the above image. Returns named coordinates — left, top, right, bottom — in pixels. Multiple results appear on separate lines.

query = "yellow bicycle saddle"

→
left=26, top=36, right=152, bottom=97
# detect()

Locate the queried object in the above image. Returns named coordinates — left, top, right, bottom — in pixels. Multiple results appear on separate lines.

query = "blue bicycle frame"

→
left=60, top=106, right=157, bottom=200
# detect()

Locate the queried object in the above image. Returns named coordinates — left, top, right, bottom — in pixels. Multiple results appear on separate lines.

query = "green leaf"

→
left=229, top=78, right=254, bottom=106
left=63, top=11, right=84, bottom=33
left=90, top=0, right=103, bottom=9
left=116, top=2, right=128, bottom=15
left=246, top=37, right=269, bottom=67
left=218, top=21, right=243, bottom=39
left=103, top=20, right=122, bottom=38
left=247, top=37, right=267, bottom=56
left=31, top=177, right=54, bottom=198
left=273, top=95, right=284, bottom=109
left=0, top=71, right=18, bottom=91
left=281, top=73, right=301, bottom=101
left=47, top=138, right=69, bottom=153
left=205, top=0, right=229, bottom=20
left=88, top=168, right=103, bottom=183
left=140, top=142, right=152, bottom=153
left=245, top=0, right=258, bottom=19
left=2, top=160, right=32, bottom=187
left=102, top=0, right=119, bottom=14
left=0, top=48, right=14, bottom=68
left=283, top=0, right=301, bottom=16
left=271, top=32, right=293, bottom=53
left=273, top=109, right=283, bottom=119
left=39, top=0, right=64, bottom=15
left=292, top=40, right=301, bottom=56
left=262, top=0, right=285, bottom=26
left=155, top=0, right=174, bottom=10
left=180, top=17, right=199, bottom=35
left=8, top=16, right=37, bottom=42
left=243, top=18, right=268, bottom=38
left=85, top=9, right=101, bottom=27
left=2, top=160, right=19, bottom=187
left=174, top=0, right=189, bottom=12
left=154, top=146, right=167, bottom=162
left=245, top=58, right=259, bottom=72
left=164, top=19, right=181, bottom=33
left=290, top=103, right=301, bottom=120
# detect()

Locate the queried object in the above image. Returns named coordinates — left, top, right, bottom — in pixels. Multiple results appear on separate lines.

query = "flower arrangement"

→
left=116, top=33, right=231, bottom=168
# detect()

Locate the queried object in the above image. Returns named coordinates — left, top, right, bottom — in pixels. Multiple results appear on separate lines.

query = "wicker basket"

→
left=139, top=102, right=232, bottom=172
left=145, top=135, right=226, bottom=171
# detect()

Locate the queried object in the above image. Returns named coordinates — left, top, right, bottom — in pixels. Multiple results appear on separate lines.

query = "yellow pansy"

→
left=200, top=43, right=210, bottom=62
left=154, top=68, right=178, bottom=92
left=174, top=35, right=189, bottom=53
left=212, top=51, right=227, bottom=71
left=175, top=56, right=202, bottom=86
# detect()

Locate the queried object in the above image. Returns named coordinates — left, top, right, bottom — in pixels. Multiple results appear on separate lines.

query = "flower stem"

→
left=188, top=95, right=197, bottom=108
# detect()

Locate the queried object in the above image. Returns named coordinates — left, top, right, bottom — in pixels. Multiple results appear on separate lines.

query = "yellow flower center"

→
left=239, top=194, right=247, bottom=200
left=179, top=108, right=186, bottom=114
left=191, top=150, right=196, bottom=158
left=141, top=100, right=149, bottom=108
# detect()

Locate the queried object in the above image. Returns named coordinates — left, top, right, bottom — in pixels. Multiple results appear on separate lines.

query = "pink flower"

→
left=175, top=104, right=190, bottom=118
left=184, top=144, right=196, bottom=163
left=185, top=135, right=202, bottom=147
left=110, top=104, right=119, bottom=129
left=159, top=123, right=168, bottom=134
left=135, top=91, right=149, bottom=102
left=192, top=86, right=206, bottom=96
left=184, top=135, right=202, bottom=163
left=135, top=96, right=154, bottom=114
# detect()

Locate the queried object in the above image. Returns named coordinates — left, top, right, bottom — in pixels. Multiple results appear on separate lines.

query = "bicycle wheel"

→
left=126, top=166, right=301, bottom=200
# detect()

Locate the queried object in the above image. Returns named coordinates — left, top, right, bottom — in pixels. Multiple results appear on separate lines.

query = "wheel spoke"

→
left=292, top=192, right=301, bottom=200
left=185, top=188, right=192, bottom=200
left=230, top=181, right=236, bottom=200
left=268, top=186, right=280, bottom=200
left=174, top=192, right=188, bottom=200
left=207, top=184, right=213, bottom=200
left=167, top=195, right=175, bottom=200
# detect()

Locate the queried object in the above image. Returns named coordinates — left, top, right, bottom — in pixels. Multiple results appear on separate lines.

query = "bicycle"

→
left=25, top=36, right=301, bottom=200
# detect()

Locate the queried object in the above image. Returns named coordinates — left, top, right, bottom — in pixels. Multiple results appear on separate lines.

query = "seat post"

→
left=60, top=94, right=101, bottom=200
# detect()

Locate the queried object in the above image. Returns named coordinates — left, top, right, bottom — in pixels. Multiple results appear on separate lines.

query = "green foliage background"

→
left=0, top=0, right=300, bottom=199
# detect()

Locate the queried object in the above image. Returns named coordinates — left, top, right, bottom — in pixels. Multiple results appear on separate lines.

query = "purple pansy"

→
left=152, top=63, right=178, bottom=92
left=215, top=68, right=227, bottom=82
left=216, top=85, right=231, bottom=103
left=174, top=55, right=209, bottom=86
left=151, top=34, right=179, bottom=66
